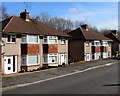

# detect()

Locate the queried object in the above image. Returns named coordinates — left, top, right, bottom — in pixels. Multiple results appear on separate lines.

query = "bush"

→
left=114, top=51, right=120, bottom=57
left=69, top=58, right=79, bottom=63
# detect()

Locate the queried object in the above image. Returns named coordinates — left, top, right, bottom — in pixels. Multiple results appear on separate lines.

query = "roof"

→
left=105, top=32, right=120, bottom=42
left=2, top=16, right=69, bottom=37
left=68, top=27, right=112, bottom=41
left=111, top=33, right=120, bottom=41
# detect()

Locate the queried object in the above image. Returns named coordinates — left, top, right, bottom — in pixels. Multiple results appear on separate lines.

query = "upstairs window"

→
left=43, top=36, right=58, bottom=44
left=92, top=41, right=100, bottom=46
left=49, top=36, right=58, bottom=44
left=61, top=38, right=66, bottom=44
left=7, top=35, right=16, bottom=43
left=43, top=36, right=48, bottom=44
left=101, top=41, right=108, bottom=46
left=22, top=35, right=39, bottom=44
left=86, top=41, right=90, bottom=46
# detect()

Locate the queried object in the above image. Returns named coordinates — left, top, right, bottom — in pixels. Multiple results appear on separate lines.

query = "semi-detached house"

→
left=68, top=24, right=112, bottom=61
left=104, top=30, right=120, bottom=56
left=1, top=9, right=69, bottom=74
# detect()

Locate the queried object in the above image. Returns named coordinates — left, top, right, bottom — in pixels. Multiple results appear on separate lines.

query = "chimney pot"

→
left=81, top=24, right=89, bottom=31
left=111, top=30, right=117, bottom=35
left=20, top=9, right=29, bottom=21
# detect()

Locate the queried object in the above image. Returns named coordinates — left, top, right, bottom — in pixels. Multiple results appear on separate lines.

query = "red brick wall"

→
left=21, top=44, right=40, bottom=55
left=92, top=46, right=100, bottom=53
left=95, top=46, right=100, bottom=53
left=43, top=44, right=58, bottom=53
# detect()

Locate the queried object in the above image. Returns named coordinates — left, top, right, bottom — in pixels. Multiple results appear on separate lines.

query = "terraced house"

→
left=68, top=24, right=112, bottom=61
left=1, top=9, right=69, bottom=74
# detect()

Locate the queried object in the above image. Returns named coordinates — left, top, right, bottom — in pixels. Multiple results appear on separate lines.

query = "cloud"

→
left=68, top=8, right=77, bottom=12
left=62, top=3, right=117, bottom=30
left=96, top=20, right=118, bottom=30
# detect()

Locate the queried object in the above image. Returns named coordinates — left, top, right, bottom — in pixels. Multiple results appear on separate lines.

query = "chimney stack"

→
left=81, top=24, right=89, bottom=31
left=111, top=30, right=117, bottom=35
left=20, top=9, right=29, bottom=21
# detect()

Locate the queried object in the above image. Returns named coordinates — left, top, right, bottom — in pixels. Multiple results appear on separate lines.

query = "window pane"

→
left=43, top=55, right=47, bottom=63
left=22, top=56, right=26, bottom=65
left=28, top=55, right=38, bottom=64
left=61, top=39, right=65, bottom=44
left=49, top=56, right=57, bottom=63
left=12, top=36, right=16, bottom=42
left=22, top=36, right=27, bottom=42
left=28, top=35, right=38, bottom=43
left=8, top=58, right=11, bottom=64
left=7, top=35, right=11, bottom=42
left=49, top=39, right=56, bottom=44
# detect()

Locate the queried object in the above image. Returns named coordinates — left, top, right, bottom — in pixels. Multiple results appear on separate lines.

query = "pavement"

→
left=2, top=59, right=119, bottom=91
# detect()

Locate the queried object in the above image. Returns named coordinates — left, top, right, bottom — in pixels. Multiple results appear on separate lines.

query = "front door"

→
left=60, top=53, right=66, bottom=65
left=4, top=56, right=17, bottom=74
left=86, top=54, right=90, bottom=61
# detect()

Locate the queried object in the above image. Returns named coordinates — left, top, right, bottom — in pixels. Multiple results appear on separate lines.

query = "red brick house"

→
left=1, top=9, right=69, bottom=74
left=68, top=24, right=112, bottom=61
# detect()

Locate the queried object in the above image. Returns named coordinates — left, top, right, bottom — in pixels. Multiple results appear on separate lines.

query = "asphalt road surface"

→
left=3, top=63, right=119, bottom=94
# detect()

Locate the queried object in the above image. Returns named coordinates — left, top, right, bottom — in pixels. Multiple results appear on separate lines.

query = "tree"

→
left=34, top=13, right=73, bottom=33
left=0, top=5, right=10, bottom=21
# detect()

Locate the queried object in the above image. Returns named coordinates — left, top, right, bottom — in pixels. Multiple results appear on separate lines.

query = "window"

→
left=43, top=36, right=47, bottom=44
left=43, top=36, right=58, bottom=44
left=43, top=54, right=58, bottom=63
left=95, top=42, right=100, bottom=46
left=22, top=56, right=27, bottom=65
left=49, top=36, right=58, bottom=44
left=108, top=52, right=111, bottom=57
left=101, top=41, right=108, bottom=46
left=48, top=54, right=57, bottom=63
left=61, top=38, right=66, bottom=44
left=22, top=35, right=27, bottom=42
left=86, top=41, right=90, bottom=46
left=22, top=35, right=39, bottom=44
left=8, top=58, right=11, bottom=64
left=43, top=55, right=48, bottom=63
left=22, top=55, right=39, bottom=66
left=28, top=55, right=39, bottom=65
left=92, top=41, right=100, bottom=46
left=7, top=35, right=16, bottom=43
left=108, top=41, right=111, bottom=46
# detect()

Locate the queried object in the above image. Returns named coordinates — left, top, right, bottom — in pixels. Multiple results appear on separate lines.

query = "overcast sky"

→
left=2, top=2, right=118, bottom=30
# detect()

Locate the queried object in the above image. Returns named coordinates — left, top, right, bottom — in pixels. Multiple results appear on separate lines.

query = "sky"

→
left=2, top=2, right=118, bottom=30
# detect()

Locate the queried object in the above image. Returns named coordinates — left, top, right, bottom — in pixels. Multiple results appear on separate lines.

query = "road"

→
left=3, top=62, right=119, bottom=94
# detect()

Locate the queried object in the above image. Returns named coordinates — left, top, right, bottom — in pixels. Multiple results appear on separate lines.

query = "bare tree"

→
left=0, top=5, right=10, bottom=21
left=34, top=13, right=73, bottom=33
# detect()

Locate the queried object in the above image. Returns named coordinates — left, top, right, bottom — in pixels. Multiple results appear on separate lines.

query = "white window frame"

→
left=60, top=38, right=66, bottom=45
left=43, top=54, right=48, bottom=64
left=22, top=55, right=39, bottom=66
left=43, top=36, right=48, bottom=44
left=7, top=35, right=16, bottom=43
left=92, top=41, right=100, bottom=46
left=43, top=54, right=58, bottom=64
left=101, top=41, right=108, bottom=46
left=86, top=41, right=90, bottom=46
left=43, top=36, right=58, bottom=44
left=102, top=52, right=108, bottom=58
left=22, top=35, right=39, bottom=44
